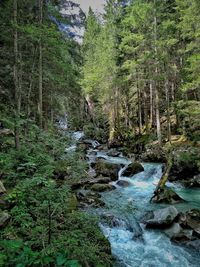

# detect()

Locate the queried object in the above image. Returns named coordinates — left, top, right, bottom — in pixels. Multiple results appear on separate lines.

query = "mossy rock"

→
left=94, top=160, right=121, bottom=181
left=169, top=146, right=200, bottom=181
left=121, top=162, right=144, bottom=177
left=151, top=187, right=184, bottom=204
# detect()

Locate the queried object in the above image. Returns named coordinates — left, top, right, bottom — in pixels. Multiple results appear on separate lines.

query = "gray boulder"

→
left=164, top=223, right=193, bottom=242
left=116, top=180, right=130, bottom=187
left=121, top=162, right=144, bottom=177
left=146, top=206, right=178, bottom=228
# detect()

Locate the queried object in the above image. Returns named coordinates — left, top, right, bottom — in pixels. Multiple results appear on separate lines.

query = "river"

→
left=92, top=153, right=200, bottom=267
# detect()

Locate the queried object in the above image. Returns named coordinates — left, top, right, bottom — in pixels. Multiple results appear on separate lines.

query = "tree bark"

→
left=149, top=80, right=153, bottom=129
left=38, top=0, right=43, bottom=128
left=152, top=153, right=172, bottom=201
left=165, top=80, right=171, bottom=143
left=14, top=0, right=20, bottom=150
left=153, top=0, right=162, bottom=145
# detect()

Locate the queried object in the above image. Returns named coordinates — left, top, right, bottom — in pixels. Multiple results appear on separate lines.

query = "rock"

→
left=81, top=139, right=100, bottom=148
left=146, top=206, right=178, bottom=228
left=94, top=160, right=121, bottom=181
left=0, top=212, right=10, bottom=229
left=151, top=187, right=184, bottom=204
left=76, top=189, right=89, bottom=200
left=76, top=190, right=105, bottom=208
left=0, top=181, right=6, bottom=194
left=169, top=147, right=200, bottom=182
left=70, top=176, right=111, bottom=190
left=164, top=223, right=182, bottom=239
left=140, top=145, right=166, bottom=163
left=121, top=162, right=144, bottom=177
left=164, top=222, right=194, bottom=242
left=90, top=183, right=115, bottom=192
left=179, top=209, right=200, bottom=237
left=107, top=150, right=121, bottom=157
left=116, top=180, right=130, bottom=187
left=184, top=175, right=200, bottom=188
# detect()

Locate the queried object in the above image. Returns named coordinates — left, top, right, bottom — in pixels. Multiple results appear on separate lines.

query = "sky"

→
left=74, top=0, right=106, bottom=14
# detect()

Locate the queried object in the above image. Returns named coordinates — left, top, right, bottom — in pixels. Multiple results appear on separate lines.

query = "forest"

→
left=0, top=0, right=200, bottom=266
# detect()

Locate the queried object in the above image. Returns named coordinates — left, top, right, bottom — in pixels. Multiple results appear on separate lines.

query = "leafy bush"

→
left=1, top=177, right=112, bottom=266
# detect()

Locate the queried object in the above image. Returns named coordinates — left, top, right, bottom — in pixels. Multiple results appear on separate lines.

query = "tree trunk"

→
left=149, top=81, right=153, bottom=129
left=137, top=82, right=142, bottom=135
left=14, top=0, right=20, bottom=150
left=38, top=0, right=43, bottom=128
left=165, top=80, right=171, bottom=143
left=154, top=0, right=162, bottom=145
left=144, top=87, right=149, bottom=134
left=151, top=153, right=172, bottom=201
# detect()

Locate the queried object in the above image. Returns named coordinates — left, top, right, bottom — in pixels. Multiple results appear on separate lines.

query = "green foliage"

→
left=175, top=100, right=200, bottom=141
left=1, top=175, right=112, bottom=266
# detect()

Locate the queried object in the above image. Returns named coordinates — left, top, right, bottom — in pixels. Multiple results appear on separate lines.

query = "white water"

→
left=94, top=155, right=200, bottom=267
left=65, top=131, right=84, bottom=152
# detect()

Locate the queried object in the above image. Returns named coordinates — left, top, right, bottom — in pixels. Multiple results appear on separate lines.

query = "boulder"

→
left=94, top=160, right=121, bottom=181
left=151, top=187, right=184, bottom=204
left=0, top=212, right=10, bottom=229
left=164, top=222, right=193, bottom=242
left=116, top=180, right=130, bottom=187
left=169, top=147, right=200, bottom=182
left=70, top=176, right=111, bottom=190
left=146, top=206, right=178, bottom=228
left=179, top=209, right=200, bottom=237
left=76, top=190, right=105, bottom=208
left=80, top=139, right=100, bottom=148
left=121, top=162, right=144, bottom=177
left=107, top=150, right=121, bottom=157
left=90, top=183, right=115, bottom=192
left=140, top=145, right=166, bottom=163
left=184, top=175, right=200, bottom=188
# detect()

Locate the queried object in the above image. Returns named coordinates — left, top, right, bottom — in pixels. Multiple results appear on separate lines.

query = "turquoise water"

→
left=95, top=156, right=200, bottom=267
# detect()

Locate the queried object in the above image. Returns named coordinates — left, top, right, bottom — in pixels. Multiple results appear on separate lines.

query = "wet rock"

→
left=121, top=162, right=144, bottom=177
left=151, top=187, right=184, bottom=204
left=146, top=206, right=178, bottom=228
left=90, top=183, right=115, bottom=192
left=164, top=222, right=194, bottom=243
left=116, top=180, right=130, bottom=187
left=80, top=139, right=100, bottom=148
left=164, top=223, right=182, bottom=239
left=94, top=159, right=121, bottom=181
left=0, top=212, right=10, bottom=229
left=179, top=209, right=200, bottom=237
left=107, top=149, right=121, bottom=157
